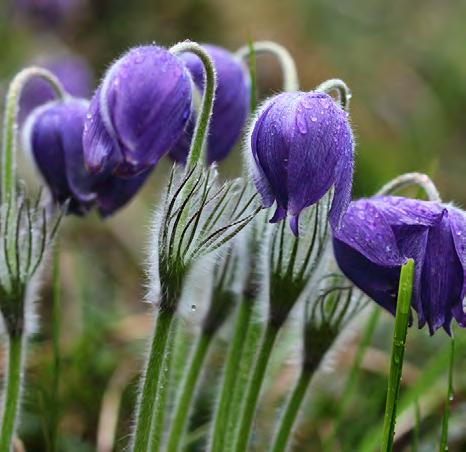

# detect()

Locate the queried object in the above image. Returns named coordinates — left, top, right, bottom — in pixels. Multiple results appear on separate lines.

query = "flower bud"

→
left=83, top=45, right=193, bottom=177
left=333, top=196, right=466, bottom=334
left=169, top=44, right=250, bottom=165
left=23, top=98, right=150, bottom=216
left=248, top=91, right=354, bottom=235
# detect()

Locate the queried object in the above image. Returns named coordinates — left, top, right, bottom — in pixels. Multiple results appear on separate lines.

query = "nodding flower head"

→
left=19, top=55, right=92, bottom=123
left=169, top=44, right=250, bottom=165
left=333, top=196, right=466, bottom=335
left=83, top=45, right=193, bottom=177
left=23, top=97, right=150, bottom=216
left=248, top=91, right=354, bottom=236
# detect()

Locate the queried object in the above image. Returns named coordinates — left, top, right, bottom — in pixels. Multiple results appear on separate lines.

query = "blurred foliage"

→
left=0, top=0, right=465, bottom=450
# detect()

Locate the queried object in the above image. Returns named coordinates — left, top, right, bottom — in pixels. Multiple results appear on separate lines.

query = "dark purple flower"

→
left=19, top=55, right=93, bottom=123
left=23, top=97, right=150, bottom=216
left=249, top=91, right=354, bottom=236
left=169, top=44, right=250, bottom=165
left=333, top=196, right=466, bottom=334
left=83, top=45, right=192, bottom=177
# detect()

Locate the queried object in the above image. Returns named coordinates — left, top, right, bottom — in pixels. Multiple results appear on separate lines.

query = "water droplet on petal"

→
left=191, top=304, right=196, bottom=311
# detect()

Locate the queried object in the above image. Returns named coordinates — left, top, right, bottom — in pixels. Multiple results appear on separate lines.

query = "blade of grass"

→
left=439, top=336, right=455, bottom=451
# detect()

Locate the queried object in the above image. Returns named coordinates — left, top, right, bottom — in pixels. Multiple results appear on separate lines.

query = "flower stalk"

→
left=380, top=258, right=414, bottom=452
left=439, top=336, right=455, bottom=451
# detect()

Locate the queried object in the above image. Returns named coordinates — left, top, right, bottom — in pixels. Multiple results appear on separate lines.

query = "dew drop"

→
left=311, top=116, right=317, bottom=122
left=191, top=304, right=197, bottom=311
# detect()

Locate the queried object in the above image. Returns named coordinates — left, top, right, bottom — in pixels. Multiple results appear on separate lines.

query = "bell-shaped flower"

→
left=248, top=91, right=354, bottom=236
left=333, top=196, right=466, bottom=334
left=23, top=98, right=150, bottom=216
left=169, top=44, right=250, bottom=164
left=83, top=45, right=192, bottom=177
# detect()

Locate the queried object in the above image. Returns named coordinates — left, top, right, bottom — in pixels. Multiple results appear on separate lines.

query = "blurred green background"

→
left=0, top=0, right=465, bottom=450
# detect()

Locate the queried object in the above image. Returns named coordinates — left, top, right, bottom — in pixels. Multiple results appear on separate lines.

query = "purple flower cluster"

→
left=333, top=196, right=466, bottom=334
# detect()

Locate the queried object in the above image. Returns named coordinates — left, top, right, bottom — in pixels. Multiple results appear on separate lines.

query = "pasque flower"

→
left=19, top=55, right=92, bottom=123
left=83, top=45, right=192, bottom=177
left=333, top=196, right=466, bottom=334
left=24, top=97, right=150, bottom=216
left=249, top=91, right=354, bottom=236
left=169, top=44, right=250, bottom=164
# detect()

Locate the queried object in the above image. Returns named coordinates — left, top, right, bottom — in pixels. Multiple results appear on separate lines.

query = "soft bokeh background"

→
left=0, top=0, right=465, bottom=450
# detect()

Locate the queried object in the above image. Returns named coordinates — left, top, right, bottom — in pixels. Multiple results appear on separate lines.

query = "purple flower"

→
left=333, top=196, right=466, bottom=334
left=83, top=45, right=192, bottom=177
left=19, top=55, right=93, bottom=123
left=249, top=91, right=354, bottom=236
left=169, top=44, right=250, bottom=165
left=23, top=98, right=150, bottom=216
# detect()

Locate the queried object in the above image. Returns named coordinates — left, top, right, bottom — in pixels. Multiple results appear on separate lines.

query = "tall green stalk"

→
left=233, top=324, right=279, bottom=452
left=380, top=259, right=414, bottom=452
left=271, top=370, right=313, bottom=452
left=165, top=333, right=212, bottom=452
left=439, top=336, right=455, bottom=451
left=132, top=309, right=175, bottom=451
left=210, top=299, right=254, bottom=451
left=0, top=334, right=24, bottom=452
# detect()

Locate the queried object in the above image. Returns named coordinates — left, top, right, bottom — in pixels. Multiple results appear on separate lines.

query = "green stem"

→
left=233, top=324, right=279, bottom=452
left=1, top=67, right=65, bottom=210
left=166, top=333, right=212, bottom=452
left=169, top=41, right=217, bottom=169
left=271, top=370, right=313, bottom=452
left=413, top=398, right=420, bottom=452
left=380, top=259, right=414, bottom=452
left=315, top=79, right=351, bottom=112
left=247, top=40, right=258, bottom=114
left=376, top=172, right=441, bottom=202
left=132, top=309, right=175, bottom=451
left=236, top=41, right=299, bottom=92
left=149, top=317, right=178, bottom=451
left=326, top=306, right=380, bottom=450
left=50, top=242, right=61, bottom=452
left=0, top=334, right=25, bottom=452
left=210, top=298, right=253, bottom=451
left=439, top=336, right=455, bottom=451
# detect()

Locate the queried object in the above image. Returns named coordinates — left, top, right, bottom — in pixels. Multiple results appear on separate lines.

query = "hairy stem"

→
left=132, top=309, right=175, bottom=451
left=169, top=41, right=217, bottom=169
left=210, top=298, right=254, bottom=451
left=233, top=324, right=279, bottom=452
left=271, top=370, right=313, bottom=452
left=236, top=41, right=299, bottom=92
left=166, top=333, right=212, bottom=452
left=376, top=172, right=441, bottom=202
left=0, top=334, right=25, bottom=452
left=315, top=79, right=351, bottom=111
left=380, top=259, right=414, bottom=452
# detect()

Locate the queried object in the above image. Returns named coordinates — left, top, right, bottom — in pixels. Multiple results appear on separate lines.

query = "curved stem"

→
left=170, top=41, right=217, bottom=169
left=166, top=333, right=212, bottom=452
left=376, top=172, right=441, bottom=202
left=380, top=259, right=414, bottom=452
left=0, top=334, right=25, bottom=452
left=210, top=298, right=254, bottom=451
left=233, top=324, right=279, bottom=452
left=271, top=370, right=313, bottom=452
left=315, top=79, right=351, bottom=112
left=236, top=41, right=299, bottom=92
left=1, top=67, right=66, bottom=210
left=131, top=309, right=175, bottom=451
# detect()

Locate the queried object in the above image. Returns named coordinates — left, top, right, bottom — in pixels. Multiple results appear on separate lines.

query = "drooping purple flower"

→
left=83, top=45, right=192, bottom=177
left=169, top=44, right=250, bottom=165
left=333, top=196, right=466, bottom=334
left=23, top=98, right=150, bottom=216
left=19, top=55, right=93, bottom=123
left=249, top=91, right=354, bottom=236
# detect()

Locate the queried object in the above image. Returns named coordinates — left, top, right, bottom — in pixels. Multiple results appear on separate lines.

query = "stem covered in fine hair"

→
left=0, top=334, right=25, bottom=452
left=380, top=259, right=414, bottom=452
left=169, top=41, right=217, bottom=169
